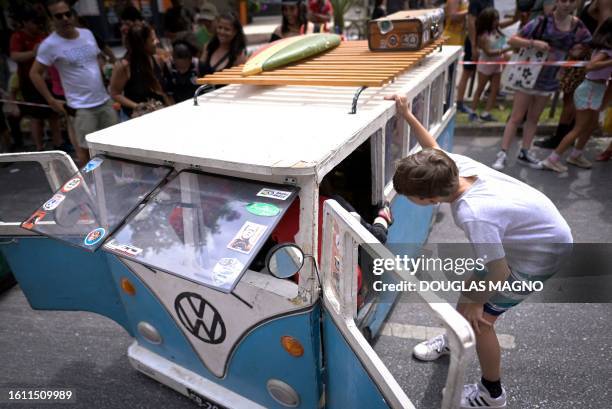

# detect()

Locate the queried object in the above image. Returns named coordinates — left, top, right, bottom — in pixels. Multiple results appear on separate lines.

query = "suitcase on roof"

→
left=368, top=8, right=444, bottom=51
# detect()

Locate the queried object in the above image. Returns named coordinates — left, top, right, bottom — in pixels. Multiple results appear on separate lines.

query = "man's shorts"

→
left=20, top=81, right=57, bottom=120
left=73, top=100, right=118, bottom=149
left=462, top=37, right=476, bottom=72
left=476, top=268, right=558, bottom=317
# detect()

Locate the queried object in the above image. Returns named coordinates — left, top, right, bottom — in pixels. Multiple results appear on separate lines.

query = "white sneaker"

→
left=460, top=382, right=507, bottom=408
left=541, top=157, right=568, bottom=173
left=492, top=151, right=507, bottom=170
left=566, top=154, right=592, bottom=169
left=517, top=149, right=543, bottom=169
left=413, top=334, right=449, bottom=361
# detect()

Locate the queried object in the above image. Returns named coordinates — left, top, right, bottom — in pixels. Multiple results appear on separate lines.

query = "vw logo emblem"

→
left=174, top=292, right=226, bottom=344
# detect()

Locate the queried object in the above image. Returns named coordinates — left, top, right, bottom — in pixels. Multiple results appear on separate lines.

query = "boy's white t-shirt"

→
left=36, top=28, right=109, bottom=109
left=448, top=152, right=573, bottom=275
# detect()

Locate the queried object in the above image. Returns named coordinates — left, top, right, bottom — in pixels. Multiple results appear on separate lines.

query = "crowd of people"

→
left=444, top=0, right=612, bottom=171
left=0, top=0, right=341, bottom=161
left=0, top=1, right=243, bottom=163
left=0, top=0, right=610, bottom=171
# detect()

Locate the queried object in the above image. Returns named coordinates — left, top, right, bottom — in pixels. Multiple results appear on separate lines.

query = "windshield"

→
left=104, top=171, right=299, bottom=292
left=21, top=156, right=172, bottom=251
left=0, top=161, right=54, bottom=223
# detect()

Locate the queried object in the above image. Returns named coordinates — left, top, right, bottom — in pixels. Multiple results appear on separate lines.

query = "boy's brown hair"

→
left=393, top=148, right=459, bottom=198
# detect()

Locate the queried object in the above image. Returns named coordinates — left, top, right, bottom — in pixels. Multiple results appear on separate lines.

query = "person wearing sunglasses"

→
left=29, top=0, right=117, bottom=165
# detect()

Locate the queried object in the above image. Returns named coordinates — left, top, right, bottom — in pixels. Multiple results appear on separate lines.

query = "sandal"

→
left=596, top=150, right=612, bottom=161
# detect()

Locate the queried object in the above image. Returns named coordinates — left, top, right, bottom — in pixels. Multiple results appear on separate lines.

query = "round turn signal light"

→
left=281, top=336, right=304, bottom=357
left=120, top=278, right=136, bottom=296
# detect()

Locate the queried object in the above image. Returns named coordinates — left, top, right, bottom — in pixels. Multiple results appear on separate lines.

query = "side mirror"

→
left=265, top=243, right=305, bottom=279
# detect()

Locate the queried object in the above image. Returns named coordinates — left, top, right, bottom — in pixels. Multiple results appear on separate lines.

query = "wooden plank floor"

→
left=196, top=38, right=445, bottom=88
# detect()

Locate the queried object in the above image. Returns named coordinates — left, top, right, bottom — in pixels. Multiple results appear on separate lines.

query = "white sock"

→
left=570, top=148, right=582, bottom=158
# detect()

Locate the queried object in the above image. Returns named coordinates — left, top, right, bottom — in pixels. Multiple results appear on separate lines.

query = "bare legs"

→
left=485, top=74, right=501, bottom=113
left=553, top=109, right=598, bottom=156
left=471, top=72, right=502, bottom=119
left=559, top=92, right=576, bottom=125
left=26, top=116, right=63, bottom=151
left=522, top=95, right=549, bottom=149
left=65, top=116, right=89, bottom=166
left=501, top=91, right=530, bottom=151
left=457, top=303, right=501, bottom=381
left=474, top=314, right=501, bottom=381
left=48, top=116, right=63, bottom=147
left=29, top=118, right=44, bottom=151
left=500, top=91, right=549, bottom=151
left=471, top=72, right=491, bottom=113
left=457, top=68, right=475, bottom=109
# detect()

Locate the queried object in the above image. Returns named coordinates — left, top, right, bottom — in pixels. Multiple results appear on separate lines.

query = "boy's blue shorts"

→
left=473, top=267, right=557, bottom=317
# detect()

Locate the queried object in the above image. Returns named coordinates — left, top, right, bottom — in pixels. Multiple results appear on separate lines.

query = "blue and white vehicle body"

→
left=0, top=45, right=474, bottom=408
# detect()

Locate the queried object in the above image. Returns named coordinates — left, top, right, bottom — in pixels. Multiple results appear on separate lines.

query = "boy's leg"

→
left=456, top=303, right=501, bottom=381
left=475, top=312, right=501, bottom=381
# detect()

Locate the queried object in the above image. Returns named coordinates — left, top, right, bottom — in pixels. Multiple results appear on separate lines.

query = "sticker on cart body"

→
left=227, top=221, right=267, bottom=254
left=246, top=202, right=280, bottom=217
left=22, top=210, right=47, bottom=230
left=42, top=193, right=66, bottom=211
left=61, top=177, right=82, bottom=192
left=212, top=258, right=244, bottom=285
left=104, top=240, right=143, bottom=257
left=84, top=227, right=106, bottom=246
left=83, top=157, right=103, bottom=173
left=256, top=188, right=292, bottom=201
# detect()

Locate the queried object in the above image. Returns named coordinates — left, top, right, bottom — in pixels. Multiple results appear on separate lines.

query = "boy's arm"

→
left=384, top=94, right=439, bottom=150
left=463, top=258, right=512, bottom=303
left=459, top=258, right=511, bottom=333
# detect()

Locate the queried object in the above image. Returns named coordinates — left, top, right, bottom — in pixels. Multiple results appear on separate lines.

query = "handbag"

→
left=131, top=98, right=165, bottom=118
left=501, top=16, right=549, bottom=91
left=559, top=23, right=588, bottom=94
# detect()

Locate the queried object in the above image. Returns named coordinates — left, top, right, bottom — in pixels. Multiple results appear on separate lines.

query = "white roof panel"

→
left=87, top=46, right=461, bottom=176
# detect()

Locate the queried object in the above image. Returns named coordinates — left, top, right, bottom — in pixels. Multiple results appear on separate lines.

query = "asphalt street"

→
left=1, top=135, right=611, bottom=409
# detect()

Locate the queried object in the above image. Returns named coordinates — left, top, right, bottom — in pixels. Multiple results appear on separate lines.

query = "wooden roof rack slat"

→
left=196, top=39, right=443, bottom=88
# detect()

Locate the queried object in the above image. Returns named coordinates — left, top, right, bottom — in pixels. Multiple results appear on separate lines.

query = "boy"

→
left=385, top=94, right=573, bottom=408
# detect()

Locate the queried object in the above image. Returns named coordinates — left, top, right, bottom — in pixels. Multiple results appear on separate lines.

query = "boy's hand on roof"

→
left=384, top=94, right=410, bottom=115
